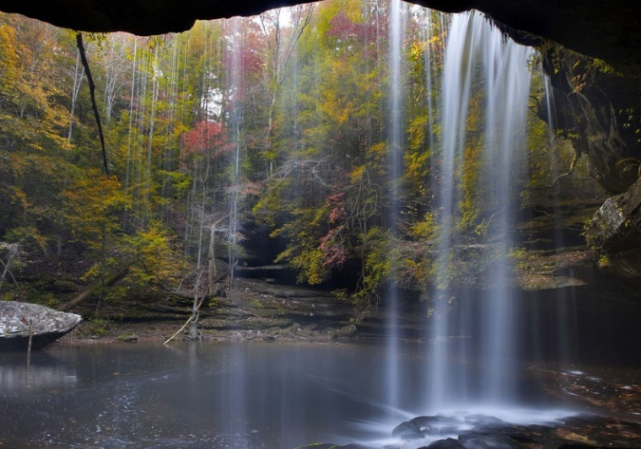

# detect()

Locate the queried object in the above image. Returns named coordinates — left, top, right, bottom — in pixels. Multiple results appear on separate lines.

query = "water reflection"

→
left=0, top=341, right=565, bottom=449
left=0, top=352, right=77, bottom=394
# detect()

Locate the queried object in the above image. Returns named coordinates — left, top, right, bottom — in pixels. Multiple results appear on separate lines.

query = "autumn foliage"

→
left=0, top=0, right=568, bottom=308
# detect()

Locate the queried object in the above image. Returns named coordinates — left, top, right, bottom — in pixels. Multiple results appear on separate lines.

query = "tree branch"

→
left=57, top=265, right=130, bottom=312
left=76, top=33, right=109, bottom=175
left=0, top=245, right=18, bottom=294
left=529, top=149, right=580, bottom=190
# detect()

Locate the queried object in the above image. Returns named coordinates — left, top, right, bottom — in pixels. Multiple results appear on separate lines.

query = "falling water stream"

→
left=425, top=10, right=533, bottom=410
left=385, top=0, right=407, bottom=413
left=228, top=17, right=244, bottom=277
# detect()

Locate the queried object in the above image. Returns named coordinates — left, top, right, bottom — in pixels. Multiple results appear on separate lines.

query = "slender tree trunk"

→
left=208, top=224, right=216, bottom=290
left=187, top=272, right=203, bottom=340
left=76, top=33, right=109, bottom=175
left=0, top=245, right=18, bottom=295
left=68, top=50, right=84, bottom=144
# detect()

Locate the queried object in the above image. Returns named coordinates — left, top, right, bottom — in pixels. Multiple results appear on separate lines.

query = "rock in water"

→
left=425, top=438, right=467, bottom=449
left=115, top=334, right=138, bottom=343
left=0, top=301, right=81, bottom=350
left=393, top=415, right=464, bottom=440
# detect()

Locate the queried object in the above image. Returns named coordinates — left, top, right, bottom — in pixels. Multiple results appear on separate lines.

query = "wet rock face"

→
left=539, top=47, right=641, bottom=195
left=585, top=178, right=641, bottom=280
left=393, top=415, right=471, bottom=440
left=586, top=178, right=641, bottom=251
left=0, top=301, right=81, bottom=350
left=0, top=0, right=640, bottom=77
left=426, top=438, right=467, bottom=449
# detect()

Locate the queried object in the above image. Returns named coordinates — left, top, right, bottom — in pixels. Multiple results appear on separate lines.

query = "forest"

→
left=0, top=0, right=600, bottom=314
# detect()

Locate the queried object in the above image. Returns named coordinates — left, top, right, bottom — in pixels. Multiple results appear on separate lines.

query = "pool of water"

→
left=0, top=340, right=580, bottom=449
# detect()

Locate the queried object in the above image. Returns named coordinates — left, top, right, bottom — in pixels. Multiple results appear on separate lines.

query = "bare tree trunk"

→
left=208, top=224, right=216, bottom=290
left=76, top=33, right=109, bottom=175
left=0, top=243, right=18, bottom=295
left=68, top=50, right=84, bottom=143
left=187, top=271, right=204, bottom=340
left=259, top=6, right=313, bottom=178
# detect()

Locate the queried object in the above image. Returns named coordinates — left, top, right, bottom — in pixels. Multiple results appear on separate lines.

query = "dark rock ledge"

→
left=296, top=413, right=641, bottom=449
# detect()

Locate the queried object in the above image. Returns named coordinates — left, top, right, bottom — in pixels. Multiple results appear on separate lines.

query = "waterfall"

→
left=478, top=15, right=532, bottom=403
left=228, top=17, right=244, bottom=280
left=542, top=72, right=579, bottom=371
left=428, top=11, right=533, bottom=410
left=385, top=0, right=407, bottom=413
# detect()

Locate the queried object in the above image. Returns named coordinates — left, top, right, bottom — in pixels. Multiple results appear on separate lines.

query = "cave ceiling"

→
left=0, top=0, right=639, bottom=75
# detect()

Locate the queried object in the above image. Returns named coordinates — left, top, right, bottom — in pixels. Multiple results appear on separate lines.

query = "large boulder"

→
left=586, top=178, right=641, bottom=250
left=392, top=415, right=464, bottom=440
left=0, top=301, right=81, bottom=350
left=585, top=178, right=641, bottom=280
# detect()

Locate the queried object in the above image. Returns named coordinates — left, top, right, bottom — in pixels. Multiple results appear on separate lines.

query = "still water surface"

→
left=0, top=341, right=568, bottom=449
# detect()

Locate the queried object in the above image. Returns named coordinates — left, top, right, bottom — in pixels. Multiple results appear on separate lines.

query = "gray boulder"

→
left=585, top=178, right=641, bottom=280
left=0, top=301, right=81, bottom=350
left=424, top=438, right=467, bottom=449
left=586, top=178, right=641, bottom=251
left=337, top=324, right=358, bottom=338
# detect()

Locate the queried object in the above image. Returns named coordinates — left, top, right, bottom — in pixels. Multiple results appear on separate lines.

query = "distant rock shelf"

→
left=0, top=301, right=81, bottom=351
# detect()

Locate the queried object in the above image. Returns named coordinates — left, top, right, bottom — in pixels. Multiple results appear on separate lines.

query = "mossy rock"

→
left=115, top=334, right=138, bottom=343
left=337, top=324, right=358, bottom=338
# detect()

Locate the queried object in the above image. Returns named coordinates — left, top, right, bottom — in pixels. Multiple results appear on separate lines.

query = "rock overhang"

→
left=0, top=0, right=639, bottom=76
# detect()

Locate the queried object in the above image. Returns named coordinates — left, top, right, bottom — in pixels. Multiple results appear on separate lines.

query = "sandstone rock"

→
left=521, top=276, right=588, bottom=291
left=298, top=324, right=318, bottom=337
left=286, top=322, right=301, bottom=334
left=337, top=324, right=358, bottom=338
left=393, top=415, right=463, bottom=440
left=425, top=437, right=467, bottom=449
left=0, top=301, right=81, bottom=350
left=585, top=178, right=641, bottom=280
left=586, top=178, right=641, bottom=250
left=115, top=334, right=138, bottom=343
left=392, top=420, right=426, bottom=440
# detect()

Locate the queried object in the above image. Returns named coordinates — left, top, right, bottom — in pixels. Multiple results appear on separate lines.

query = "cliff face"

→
left=540, top=47, right=641, bottom=195
left=585, top=178, right=641, bottom=281
left=534, top=45, right=641, bottom=284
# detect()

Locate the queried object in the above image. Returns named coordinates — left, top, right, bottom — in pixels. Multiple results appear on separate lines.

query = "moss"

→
left=81, top=318, right=111, bottom=337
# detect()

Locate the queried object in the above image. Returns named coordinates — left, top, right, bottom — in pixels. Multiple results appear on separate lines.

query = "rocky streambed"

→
left=58, top=277, right=362, bottom=344
left=298, top=412, right=641, bottom=449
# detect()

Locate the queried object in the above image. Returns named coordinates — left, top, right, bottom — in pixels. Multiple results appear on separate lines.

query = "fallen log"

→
left=57, top=265, right=130, bottom=312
